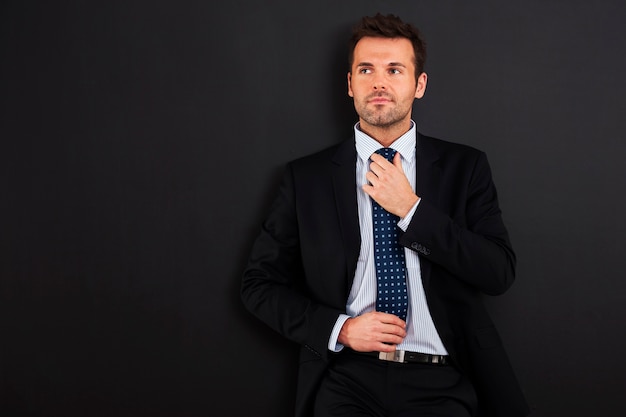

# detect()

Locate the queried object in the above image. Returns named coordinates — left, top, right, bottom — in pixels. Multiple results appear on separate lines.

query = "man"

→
left=241, top=13, right=530, bottom=417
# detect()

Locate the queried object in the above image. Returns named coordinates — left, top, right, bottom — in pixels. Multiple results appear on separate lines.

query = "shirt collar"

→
left=354, top=120, right=417, bottom=163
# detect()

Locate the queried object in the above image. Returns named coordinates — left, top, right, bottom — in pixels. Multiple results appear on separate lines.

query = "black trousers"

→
left=314, top=350, right=477, bottom=417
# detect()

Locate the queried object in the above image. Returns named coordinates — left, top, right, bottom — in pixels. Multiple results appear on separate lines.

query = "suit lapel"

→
left=417, top=133, right=442, bottom=206
left=331, top=138, right=360, bottom=290
left=416, top=133, right=441, bottom=288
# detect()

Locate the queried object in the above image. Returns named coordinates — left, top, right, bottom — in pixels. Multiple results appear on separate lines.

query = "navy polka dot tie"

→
left=372, top=148, right=408, bottom=321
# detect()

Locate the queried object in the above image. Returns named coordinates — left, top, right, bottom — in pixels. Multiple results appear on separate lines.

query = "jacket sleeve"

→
left=399, top=151, right=516, bottom=295
left=240, top=163, right=343, bottom=357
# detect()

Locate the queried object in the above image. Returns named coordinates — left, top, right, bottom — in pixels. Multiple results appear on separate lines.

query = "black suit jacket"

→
left=242, top=133, right=530, bottom=417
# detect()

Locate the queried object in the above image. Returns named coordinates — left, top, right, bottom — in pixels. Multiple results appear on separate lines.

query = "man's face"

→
left=348, top=37, right=427, bottom=132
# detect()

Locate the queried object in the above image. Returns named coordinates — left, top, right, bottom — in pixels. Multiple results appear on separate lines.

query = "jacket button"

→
left=411, top=242, right=431, bottom=255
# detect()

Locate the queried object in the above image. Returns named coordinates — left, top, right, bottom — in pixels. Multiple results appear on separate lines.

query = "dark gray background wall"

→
left=2, top=1, right=625, bottom=416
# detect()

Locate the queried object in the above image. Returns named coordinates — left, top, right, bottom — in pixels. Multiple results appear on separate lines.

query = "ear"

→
left=347, top=72, right=354, bottom=97
left=414, top=72, right=428, bottom=99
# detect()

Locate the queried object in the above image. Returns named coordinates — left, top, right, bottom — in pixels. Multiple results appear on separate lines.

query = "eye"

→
left=359, top=68, right=372, bottom=74
left=389, top=68, right=401, bottom=74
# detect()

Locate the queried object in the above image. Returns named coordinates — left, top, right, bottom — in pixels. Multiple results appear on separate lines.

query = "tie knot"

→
left=375, top=148, right=397, bottom=162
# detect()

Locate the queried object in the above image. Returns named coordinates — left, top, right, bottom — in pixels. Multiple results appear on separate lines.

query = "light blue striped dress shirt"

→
left=329, top=121, right=448, bottom=355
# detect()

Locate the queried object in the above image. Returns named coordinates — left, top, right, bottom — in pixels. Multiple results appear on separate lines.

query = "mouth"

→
left=367, top=94, right=393, bottom=105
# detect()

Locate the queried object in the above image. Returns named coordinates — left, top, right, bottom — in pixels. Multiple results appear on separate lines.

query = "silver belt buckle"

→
left=378, top=350, right=406, bottom=363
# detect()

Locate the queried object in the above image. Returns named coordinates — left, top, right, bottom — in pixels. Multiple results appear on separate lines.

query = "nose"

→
left=373, top=82, right=385, bottom=90
left=372, top=73, right=386, bottom=90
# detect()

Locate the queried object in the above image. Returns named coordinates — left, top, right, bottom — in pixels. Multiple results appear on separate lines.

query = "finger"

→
left=368, top=159, right=386, bottom=178
left=376, top=342, right=398, bottom=352
left=379, top=332, right=405, bottom=345
left=378, top=332, right=405, bottom=346
left=370, top=153, right=392, bottom=169
left=392, top=151, right=403, bottom=169
left=376, top=312, right=406, bottom=328
left=364, top=171, right=378, bottom=188
left=381, top=322, right=407, bottom=338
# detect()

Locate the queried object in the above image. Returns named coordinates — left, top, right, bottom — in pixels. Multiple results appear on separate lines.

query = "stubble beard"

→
left=359, top=106, right=406, bottom=129
left=356, top=96, right=411, bottom=129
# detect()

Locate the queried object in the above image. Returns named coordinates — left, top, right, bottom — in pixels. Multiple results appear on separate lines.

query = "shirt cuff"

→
left=397, top=198, right=420, bottom=231
left=328, top=314, right=351, bottom=352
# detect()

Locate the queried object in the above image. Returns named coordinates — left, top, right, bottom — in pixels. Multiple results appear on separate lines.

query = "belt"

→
left=348, top=349, right=449, bottom=365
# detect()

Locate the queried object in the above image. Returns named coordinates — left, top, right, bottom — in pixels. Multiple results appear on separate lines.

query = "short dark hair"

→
left=348, top=13, right=427, bottom=79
